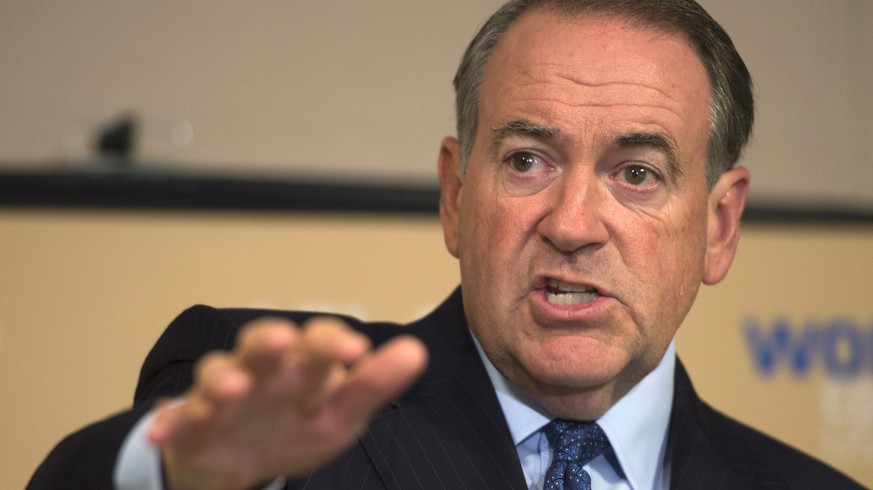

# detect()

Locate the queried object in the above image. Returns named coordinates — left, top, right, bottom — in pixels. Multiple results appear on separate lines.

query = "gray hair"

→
left=453, top=0, right=754, bottom=188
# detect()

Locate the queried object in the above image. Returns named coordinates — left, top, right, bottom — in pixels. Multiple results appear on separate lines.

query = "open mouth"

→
left=545, top=278, right=600, bottom=306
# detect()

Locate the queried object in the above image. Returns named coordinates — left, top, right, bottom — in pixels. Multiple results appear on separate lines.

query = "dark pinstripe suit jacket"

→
left=30, top=288, right=863, bottom=489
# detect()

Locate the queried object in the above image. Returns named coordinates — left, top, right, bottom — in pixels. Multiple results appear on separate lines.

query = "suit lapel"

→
left=667, top=361, right=788, bottom=490
left=667, top=381, right=747, bottom=489
left=361, top=289, right=527, bottom=490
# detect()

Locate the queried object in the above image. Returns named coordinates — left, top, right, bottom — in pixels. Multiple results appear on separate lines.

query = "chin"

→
left=534, top=365, right=618, bottom=390
left=522, top=362, right=623, bottom=419
left=522, top=347, right=626, bottom=393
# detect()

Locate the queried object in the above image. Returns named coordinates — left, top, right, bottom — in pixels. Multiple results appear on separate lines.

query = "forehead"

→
left=478, top=9, right=712, bottom=163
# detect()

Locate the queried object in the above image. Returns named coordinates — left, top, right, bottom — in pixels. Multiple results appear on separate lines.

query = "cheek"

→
left=456, top=195, right=502, bottom=290
left=458, top=193, right=536, bottom=262
left=648, top=198, right=708, bottom=261
left=621, top=203, right=708, bottom=317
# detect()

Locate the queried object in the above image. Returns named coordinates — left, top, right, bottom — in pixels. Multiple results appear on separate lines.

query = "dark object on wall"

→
left=94, top=114, right=138, bottom=168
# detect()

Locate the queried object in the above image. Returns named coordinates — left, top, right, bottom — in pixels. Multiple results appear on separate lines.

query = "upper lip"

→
left=533, top=274, right=608, bottom=296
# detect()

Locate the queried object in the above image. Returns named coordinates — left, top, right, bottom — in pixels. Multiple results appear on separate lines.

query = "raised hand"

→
left=147, top=316, right=428, bottom=490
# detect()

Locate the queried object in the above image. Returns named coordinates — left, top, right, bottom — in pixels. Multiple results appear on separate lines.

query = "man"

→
left=30, top=1, right=863, bottom=489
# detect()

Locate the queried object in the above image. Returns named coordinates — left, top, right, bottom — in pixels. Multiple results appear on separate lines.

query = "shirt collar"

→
left=598, top=342, right=674, bottom=490
left=473, top=335, right=675, bottom=490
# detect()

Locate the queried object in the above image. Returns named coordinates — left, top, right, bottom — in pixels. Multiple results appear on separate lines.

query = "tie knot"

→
left=544, top=419, right=610, bottom=465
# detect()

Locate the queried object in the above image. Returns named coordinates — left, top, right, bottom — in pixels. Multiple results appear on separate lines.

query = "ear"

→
left=438, top=137, right=463, bottom=258
left=703, top=166, right=750, bottom=285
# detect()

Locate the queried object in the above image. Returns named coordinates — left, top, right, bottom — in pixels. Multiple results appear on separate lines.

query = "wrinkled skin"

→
left=439, top=11, right=749, bottom=419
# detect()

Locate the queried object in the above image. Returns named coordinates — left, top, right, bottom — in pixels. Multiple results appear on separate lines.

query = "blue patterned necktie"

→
left=543, top=419, right=610, bottom=490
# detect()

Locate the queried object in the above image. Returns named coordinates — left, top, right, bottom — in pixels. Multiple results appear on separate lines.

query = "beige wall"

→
left=1, top=209, right=871, bottom=488
left=0, top=209, right=459, bottom=488
left=2, top=0, right=872, bottom=206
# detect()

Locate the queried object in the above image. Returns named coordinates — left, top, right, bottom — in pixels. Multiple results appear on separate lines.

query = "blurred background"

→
left=1, top=1, right=871, bottom=488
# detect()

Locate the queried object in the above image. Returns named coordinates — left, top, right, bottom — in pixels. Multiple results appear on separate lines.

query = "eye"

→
left=499, top=149, right=558, bottom=196
left=621, top=165, right=654, bottom=186
left=508, top=152, right=541, bottom=173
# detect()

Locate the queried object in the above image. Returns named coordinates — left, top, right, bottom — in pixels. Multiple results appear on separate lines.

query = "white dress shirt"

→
left=474, top=337, right=675, bottom=490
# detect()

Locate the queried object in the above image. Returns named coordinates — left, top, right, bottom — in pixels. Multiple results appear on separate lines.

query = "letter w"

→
left=744, top=317, right=817, bottom=377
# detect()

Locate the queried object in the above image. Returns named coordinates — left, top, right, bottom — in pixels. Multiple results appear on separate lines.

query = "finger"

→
left=289, top=318, right=372, bottom=410
left=338, top=335, right=428, bottom=422
left=150, top=353, right=253, bottom=444
left=180, top=353, right=252, bottom=432
left=147, top=398, right=180, bottom=444
left=148, top=389, right=217, bottom=445
left=195, top=351, right=252, bottom=402
left=299, top=317, right=372, bottom=367
left=294, top=318, right=371, bottom=389
left=236, top=317, right=300, bottom=377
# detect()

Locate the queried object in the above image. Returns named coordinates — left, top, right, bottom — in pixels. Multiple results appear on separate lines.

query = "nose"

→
left=536, top=171, right=610, bottom=253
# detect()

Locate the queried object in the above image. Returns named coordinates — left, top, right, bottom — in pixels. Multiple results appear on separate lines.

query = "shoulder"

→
left=160, top=304, right=404, bottom=344
left=28, top=407, right=151, bottom=489
left=133, top=304, right=408, bottom=404
left=672, top=362, right=864, bottom=489
left=703, top=401, right=862, bottom=487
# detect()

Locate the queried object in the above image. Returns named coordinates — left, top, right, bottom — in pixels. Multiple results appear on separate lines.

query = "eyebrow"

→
left=490, top=120, right=560, bottom=161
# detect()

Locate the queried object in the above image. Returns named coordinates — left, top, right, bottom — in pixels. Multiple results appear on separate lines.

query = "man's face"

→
left=439, top=10, right=748, bottom=417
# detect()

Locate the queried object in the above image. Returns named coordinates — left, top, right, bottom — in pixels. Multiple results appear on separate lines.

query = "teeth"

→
left=546, top=278, right=599, bottom=305
left=547, top=291, right=599, bottom=305
left=547, top=278, right=595, bottom=293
